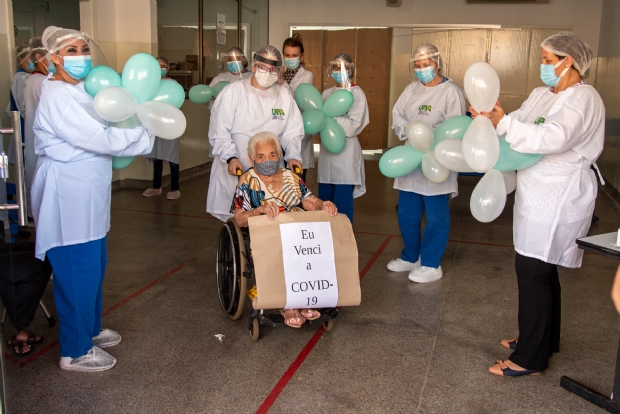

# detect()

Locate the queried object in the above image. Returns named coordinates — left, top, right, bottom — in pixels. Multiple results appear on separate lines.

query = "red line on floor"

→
left=354, top=230, right=514, bottom=249
left=4, top=258, right=196, bottom=368
left=111, top=207, right=217, bottom=220
left=255, top=235, right=393, bottom=414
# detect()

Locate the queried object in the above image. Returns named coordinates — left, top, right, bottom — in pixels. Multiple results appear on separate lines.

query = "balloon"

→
left=494, top=135, right=543, bottom=171
left=188, top=84, right=214, bottom=104
left=406, top=121, right=434, bottom=152
left=421, top=152, right=451, bottom=183
left=213, top=81, right=229, bottom=97
left=295, top=83, right=323, bottom=112
left=151, top=79, right=185, bottom=108
left=121, top=53, right=162, bottom=103
left=319, top=117, right=346, bottom=154
left=84, top=66, right=121, bottom=98
left=379, top=145, right=424, bottom=178
left=462, top=116, right=500, bottom=173
left=463, top=62, right=501, bottom=113
left=470, top=169, right=507, bottom=223
left=112, top=156, right=135, bottom=170
left=302, top=109, right=326, bottom=135
left=94, top=86, right=139, bottom=122
left=109, top=114, right=141, bottom=129
left=432, top=115, right=473, bottom=150
left=137, top=101, right=187, bottom=139
left=501, top=170, right=517, bottom=194
left=434, top=139, right=474, bottom=173
left=322, top=89, right=354, bottom=117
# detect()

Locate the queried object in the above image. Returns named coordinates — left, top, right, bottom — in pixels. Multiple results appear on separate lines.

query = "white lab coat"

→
left=23, top=73, right=46, bottom=216
left=496, top=84, right=605, bottom=268
left=392, top=80, right=466, bottom=197
left=285, top=66, right=315, bottom=169
left=6, top=70, right=29, bottom=163
left=206, top=71, right=252, bottom=110
left=318, top=86, right=369, bottom=198
left=206, top=77, right=304, bottom=221
left=31, top=79, right=155, bottom=259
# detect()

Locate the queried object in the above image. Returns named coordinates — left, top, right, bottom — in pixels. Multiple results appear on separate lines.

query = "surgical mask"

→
left=254, top=159, right=280, bottom=176
left=332, top=71, right=347, bottom=85
left=26, top=61, right=36, bottom=72
left=161, top=68, right=168, bottom=77
left=415, top=66, right=436, bottom=84
left=227, top=61, right=243, bottom=73
left=255, top=71, right=278, bottom=88
left=61, top=55, right=92, bottom=80
left=47, top=61, right=56, bottom=75
left=540, top=58, right=569, bottom=87
left=284, top=58, right=300, bottom=70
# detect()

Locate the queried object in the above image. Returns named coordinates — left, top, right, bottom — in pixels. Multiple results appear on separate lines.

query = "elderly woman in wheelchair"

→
left=230, top=131, right=337, bottom=328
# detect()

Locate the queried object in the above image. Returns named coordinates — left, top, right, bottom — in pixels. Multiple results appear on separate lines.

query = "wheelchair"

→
left=216, top=217, right=338, bottom=341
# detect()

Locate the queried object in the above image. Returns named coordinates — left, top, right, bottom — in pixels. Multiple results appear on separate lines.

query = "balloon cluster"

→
left=294, top=84, right=354, bottom=154
left=188, top=81, right=230, bottom=104
left=85, top=53, right=187, bottom=170
left=380, top=62, right=543, bottom=223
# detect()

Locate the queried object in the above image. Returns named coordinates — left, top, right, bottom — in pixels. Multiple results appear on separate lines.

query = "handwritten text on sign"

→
left=280, top=222, right=339, bottom=309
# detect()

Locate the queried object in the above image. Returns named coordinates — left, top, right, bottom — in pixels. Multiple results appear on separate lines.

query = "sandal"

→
left=8, top=331, right=43, bottom=347
left=501, top=338, right=517, bottom=350
left=489, top=359, right=542, bottom=377
left=280, top=309, right=306, bottom=328
left=300, top=309, right=321, bottom=321
left=12, top=342, right=33, bottom=357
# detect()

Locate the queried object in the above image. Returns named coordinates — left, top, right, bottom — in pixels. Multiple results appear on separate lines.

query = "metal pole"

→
left=198, top=0, right=204, bottom=84
left=11, top=111, right=27, bottom=226
left=238, top=0, right=242, bottom=48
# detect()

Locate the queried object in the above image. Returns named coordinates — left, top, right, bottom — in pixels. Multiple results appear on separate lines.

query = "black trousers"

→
left=153, top=159, right=180, bottom=191
left=509, top=253, right=561, bottom=371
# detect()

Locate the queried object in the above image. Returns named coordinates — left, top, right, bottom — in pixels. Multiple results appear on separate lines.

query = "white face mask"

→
left=255, top=71, right=278, bottom=88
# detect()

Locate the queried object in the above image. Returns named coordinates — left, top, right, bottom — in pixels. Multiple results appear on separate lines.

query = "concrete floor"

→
left=3, top=159, right=620, bottom=413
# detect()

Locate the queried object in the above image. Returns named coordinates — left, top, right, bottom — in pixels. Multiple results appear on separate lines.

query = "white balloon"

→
left=137, top=101, right=187, bottom=140
left=421, top=152, right=451, bottom=183
left=501, top=170, right=517, bottom=194
left=434, top=139, right=474, bottom=173
left=406, top=121, right=434, bottom=152
left=462, top=116, right=500, bottom=173
left=94, top=86, right=138, bottom=122
left=470, top=169, right=507, bottom=223
left=464, top=62, right=501, bottom=113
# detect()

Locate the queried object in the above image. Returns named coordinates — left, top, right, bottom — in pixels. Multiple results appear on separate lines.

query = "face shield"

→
left=252, top=53, right=283, bottom=87
left=220, top=51, right=247, bottom=77
left=325, top=59, right=354, bottom=90
left=409, top=50, right=441, bottom=83
left=43, top=26, right=109, bottom=74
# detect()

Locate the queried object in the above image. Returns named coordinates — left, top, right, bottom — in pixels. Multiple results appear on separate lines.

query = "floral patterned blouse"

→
left=231, top=168, right=313, bottom=213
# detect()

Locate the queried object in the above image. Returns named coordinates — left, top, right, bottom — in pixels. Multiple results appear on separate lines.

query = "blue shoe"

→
left=489, top=360, right=542, bottom=377
left=501, top=338, right=517, bottom=350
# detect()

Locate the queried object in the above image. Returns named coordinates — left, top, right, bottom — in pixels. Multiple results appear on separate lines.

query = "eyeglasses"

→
left=255, top=64, right=279, bottom=74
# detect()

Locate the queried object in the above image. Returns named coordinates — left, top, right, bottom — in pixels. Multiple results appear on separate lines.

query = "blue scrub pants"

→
left=47, top=237, right=107, bottom=358
left=319, top=184, right=354, bottom=223
left=398, top=191, right=450, bottom=269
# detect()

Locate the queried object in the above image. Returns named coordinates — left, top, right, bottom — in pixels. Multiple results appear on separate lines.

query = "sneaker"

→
left=143, top=188, right=162, bottom=197
left=59, top=346, right=116, bottom=372
left=408, top=266, right=443, bottom=283
left=387, top=258, right=421, bottom=272
left=166, top=190, right=181, bottom=200
left=92, top=329, right=122, bottom=349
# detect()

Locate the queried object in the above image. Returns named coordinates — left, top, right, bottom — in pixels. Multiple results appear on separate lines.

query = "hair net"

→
left=42, top=26, right=90, bottom=54
left=29, top=36, right=43, bottom=49
left=411, top=43, right=443, bottom=73
left=227, top=46, right=245, bottom=58
left=331, top=52, right=355, bottom=77
left=541, top=32, right=593, bottom=78
left=29, top=37, right=46, bottom=63
left=156, top=55, right=169, bottom=68
left=253, top=45, right=282, bottom=67
left=16, top=45, right=30, bottom=63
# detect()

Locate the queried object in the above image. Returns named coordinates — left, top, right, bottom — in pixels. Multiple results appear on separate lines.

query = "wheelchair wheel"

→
left=323, top=319, right=334, bottom=332
left=250, top=317, right=260, bottom=341
left=215, top=219, right=247, bottom=320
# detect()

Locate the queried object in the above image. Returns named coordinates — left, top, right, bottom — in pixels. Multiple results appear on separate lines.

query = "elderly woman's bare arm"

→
left=301, top=196, right=338, bottom=216
left=234, top=202, right=280, bottom=227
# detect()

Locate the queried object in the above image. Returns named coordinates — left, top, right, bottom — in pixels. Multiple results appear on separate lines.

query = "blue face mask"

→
left=227, top=61, right=243, bottom=73
left=332, top=71, right=347, bottom=85
left=284, top=58, right=301, bottom=70
left=26, top=61, right=36, bottom=72
left=540, top=58, right=568, bottom=87
left=254, top=158, right=280, bottom=176
left=415, top=66, right=436, bottom=84
left=161, top=68, right=168, bottom=77
left=61, top=55, right=92, bottom=80
left=47, top=61, right=57, bottom=75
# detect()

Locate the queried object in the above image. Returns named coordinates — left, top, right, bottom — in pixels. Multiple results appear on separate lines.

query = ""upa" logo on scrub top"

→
left=418, top=104, right=432, bottom=116
left=534, top=117, right=546, bottom=125
left=272, top=108, right=286, bottom=120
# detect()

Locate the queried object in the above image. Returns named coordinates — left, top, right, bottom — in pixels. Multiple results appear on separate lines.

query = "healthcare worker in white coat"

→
left=207, top=45, right=304, bottom=221
left=318, top=53, right=369, bottom=224
left=472, top=32, right=605, bottom=377
left=282, top=33, right=315, bottom=181
left=206, top=46, right=252, bottom=111
left=6, top=45, right=32, bottom=163
left=387, top=44, right=466, bottom=283
left=31, top=26, right=154, bottom=372
left=143, top=56, right=181, bottom=200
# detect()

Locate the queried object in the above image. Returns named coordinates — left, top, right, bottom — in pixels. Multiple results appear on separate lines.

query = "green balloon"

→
left=84, top=66, right=121, bottom=98
left=151, top=79, right=185, bottom=108
left=379, top=146, right=424, bottom=178
left=188, top=84, right=214, bottom=104
left=213, top=81, right=229, bottom=97
left=295, top=83, right=323, bottom=112
left=121, top=53, right=162, bottom=103
left=112, top=156, right=135, bottom=170
left=320, top=117, right=346, bottom=154
left=302, top=109, right=327, bottom=135
left=494, top=135, right=543, bottom=171
left=431, top=115, right=473, bottom=150
left=323, top=89, right=354, bottom=117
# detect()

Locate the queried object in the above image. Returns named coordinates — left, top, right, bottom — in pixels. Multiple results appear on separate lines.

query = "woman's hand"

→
left=260, top=202, right=280, bottom=220
left=288, top=159, right=303, bottom=175
left=612, top=265, right=620, bottom=314
left=470, top=100, right=506, bottom=128
left=227, top=159, right=243, bottom=176
left=321, top=201, right=338, bottom=217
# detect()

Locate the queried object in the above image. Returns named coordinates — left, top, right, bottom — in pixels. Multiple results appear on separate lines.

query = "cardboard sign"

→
left=248, top=211, right=360, bottom=309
